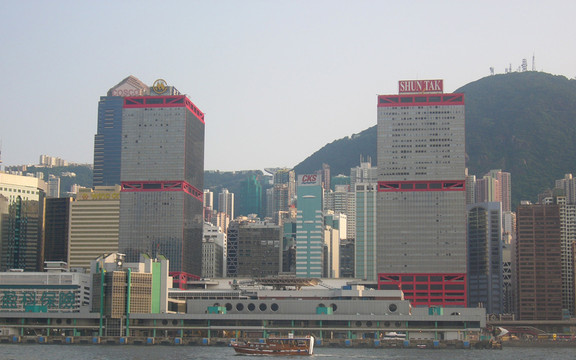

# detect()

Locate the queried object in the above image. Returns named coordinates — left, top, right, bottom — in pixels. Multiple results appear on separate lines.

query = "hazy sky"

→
left=1, top=1, right=574, bottom=171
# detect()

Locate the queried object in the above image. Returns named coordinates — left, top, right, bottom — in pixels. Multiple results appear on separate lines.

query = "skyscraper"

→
left=467, top=202, right=504, bottom=314
left=376, top=80, right=467, bottom=307
left=118, top=79, right=205, bottom=275
left=69, top=186, right=120, bottom=270
left=44, top=197, right=73, bottom=263
left=355, top=182, right=377, bottom=281
left=218, top=188, right=235, bottom=221
left=515, top=202, right=562, bottom=320
left=0, top=173, right=46, bottom=272
left=93, top=76, right=148, bottom=187
left=296, top=173, right=324, bottom=278
left=237, top=175, right=262, bottom=218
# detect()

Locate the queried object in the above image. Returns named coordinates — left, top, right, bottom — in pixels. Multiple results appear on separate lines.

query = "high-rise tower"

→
left=296, top=173, right=324, bottom=278
left=93, top=76, right=148, bottom=187
left=118, top=79, right=205, bottom=275
left=376, top=80, right=467, bottom=307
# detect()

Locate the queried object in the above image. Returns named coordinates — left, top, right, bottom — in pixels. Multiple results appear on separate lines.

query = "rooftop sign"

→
left=398, top=80, right=443, bottom=94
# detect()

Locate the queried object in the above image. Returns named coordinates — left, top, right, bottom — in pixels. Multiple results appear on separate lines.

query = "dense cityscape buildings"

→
left=376, top=80, right=467, bottom=307
left=3, top=73, right=576, bottom=343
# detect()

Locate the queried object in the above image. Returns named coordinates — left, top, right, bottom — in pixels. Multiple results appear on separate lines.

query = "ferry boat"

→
left=231, top=335, right=314, bottom=356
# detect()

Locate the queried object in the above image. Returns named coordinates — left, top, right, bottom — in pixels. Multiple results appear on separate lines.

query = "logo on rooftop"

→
left=152, top=79, right=168, bottom=94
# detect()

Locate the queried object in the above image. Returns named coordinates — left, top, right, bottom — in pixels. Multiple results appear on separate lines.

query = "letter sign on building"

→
left=398, top=80, right=443, bottom=94
left=298, top=174, right=320, bottom=186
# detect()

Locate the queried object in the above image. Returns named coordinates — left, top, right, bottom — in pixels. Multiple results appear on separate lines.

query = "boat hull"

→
left=231, top=336, right=314, bottom=356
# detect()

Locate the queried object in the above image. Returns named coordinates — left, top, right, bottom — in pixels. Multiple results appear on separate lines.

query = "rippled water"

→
left=0, top=344, right=574, bottom=360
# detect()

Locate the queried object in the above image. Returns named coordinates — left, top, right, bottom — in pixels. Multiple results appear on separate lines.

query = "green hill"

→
left=294, top=72, right=576, bottom=207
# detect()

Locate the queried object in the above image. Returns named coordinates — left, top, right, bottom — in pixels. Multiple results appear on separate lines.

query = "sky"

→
left=0, top=1, right=574, bottom=171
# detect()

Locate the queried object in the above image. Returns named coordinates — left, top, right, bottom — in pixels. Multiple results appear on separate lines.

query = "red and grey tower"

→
left=118, top=79, right=205, bottom=275
left=376, top=80, right=467, bottom=307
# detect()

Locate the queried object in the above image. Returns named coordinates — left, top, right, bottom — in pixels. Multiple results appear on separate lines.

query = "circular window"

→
left=318, top=303, right=325, bottom=308
left=271, top=303, right=279, bottom=312
left=259, top=303, right=267, bottom=311
left=172, top=320, right=178, bottom=325
left=388, top=303, right=397, bottom=313
left=162, top=320, right=168, bottom=325
left=213, top=302, right=220, bottom=307
left=66, top=319, right=72, bottom=325
left=226, top=303, right=233, bottom=311
left=366, top=321, right=373, bottom=327
left=56, top=319, right=62, bottom=325
left=248, top=303, right=256, bottom=311
left=330, top=303, right=338, bottom=312
left=395, top=321, right=401, bottom=327
left=384, top=321, right=390, bottom=327
left=355, top=321, right=362, bottom=327
left=236, top=303, right=244, bottom=311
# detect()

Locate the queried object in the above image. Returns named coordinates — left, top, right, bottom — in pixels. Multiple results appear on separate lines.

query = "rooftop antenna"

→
left=490, top=67, right=495, bottom=76
left=532, top=52, right=536, bottom=71
left=521, top=59, right=528, bottom=72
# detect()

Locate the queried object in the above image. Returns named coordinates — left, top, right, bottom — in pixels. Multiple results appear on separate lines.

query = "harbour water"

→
left=0, top=344, right=573, bottom=360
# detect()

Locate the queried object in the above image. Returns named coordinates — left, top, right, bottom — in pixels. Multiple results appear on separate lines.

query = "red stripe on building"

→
left=121, top=180, right=203, bottom=202
left=169, top=271, right=201, bottom=290
left=123, top=95, right=205, bottom=123
left=377, top=93, right=464, bottom=107
left=377, top=180, right=465, bottom=192
left=378, top=273, right=467, bottom=307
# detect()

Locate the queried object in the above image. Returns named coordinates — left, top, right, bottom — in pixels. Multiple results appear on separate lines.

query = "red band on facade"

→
left=121, top=180, right=203, bottom=202
left=377, top=180, right=465, bottom=192
left=378, top=273, right=467, bottom=307
left=123, top=95, right=205, bottom=123
left=377, top=93, right=464, bottom=107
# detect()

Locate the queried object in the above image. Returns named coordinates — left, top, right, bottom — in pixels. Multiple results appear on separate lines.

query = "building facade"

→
left=0, top=172, right=46, bottom=272
left=515, top=202, right=562, bottom=320
left=93, top=76, right=148, bottom=187
left=235, top=221, right=282, bottom=277
left=296, top=174, right=324, bottom=278
left=467, top=202, right=504, bottom=314
left=44, top=197, right=73, bottom=263
left=355, top=182, right=378, bottom=281
left=376, top=80, right=467, bottom=307
left=218, top=188, right=235, bottom=221
left=118, top=79, right=205, bottom=275
left=237, top=175, right=262, bottom=218
left=68, top=186, right=120, bottom=270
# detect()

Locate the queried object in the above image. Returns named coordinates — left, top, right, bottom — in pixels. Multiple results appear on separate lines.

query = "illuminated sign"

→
left=298, top=174, right=321, bottom=186
left=398, top=80, right=443, bottom=94
left=152, top=79, right=168, bottom=94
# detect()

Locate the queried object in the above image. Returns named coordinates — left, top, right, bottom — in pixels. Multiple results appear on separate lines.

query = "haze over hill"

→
left=294, top=72, right=576, bottom=207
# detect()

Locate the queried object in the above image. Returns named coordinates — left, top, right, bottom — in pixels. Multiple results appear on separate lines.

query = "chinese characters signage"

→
left=0, top=290, right=77, bottom=311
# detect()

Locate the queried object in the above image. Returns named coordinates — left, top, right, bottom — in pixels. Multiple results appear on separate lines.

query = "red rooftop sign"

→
left=399, top=80, right=443, bottom=94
